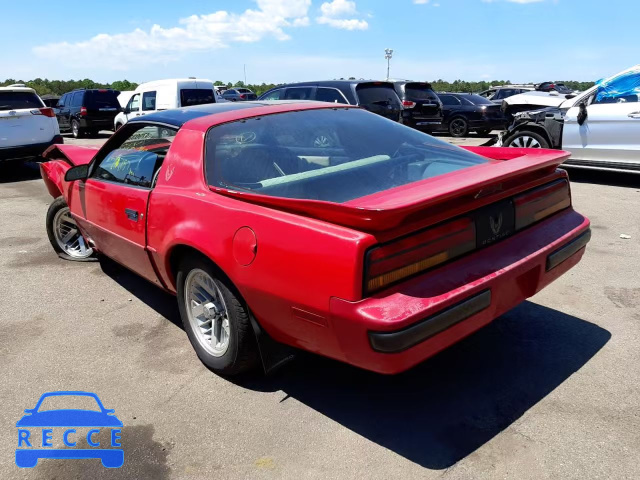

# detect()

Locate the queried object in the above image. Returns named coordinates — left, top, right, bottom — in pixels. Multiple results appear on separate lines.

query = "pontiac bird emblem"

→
left=489, top=213, right=503, bottom=235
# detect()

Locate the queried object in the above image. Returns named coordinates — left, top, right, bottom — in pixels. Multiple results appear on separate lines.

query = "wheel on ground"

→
left=71, top=119, right=83, bottom=138
left=46, top=197, right=94, bottom=260
left=177, top=256, right=258, bottom=375
left=448, top=117, right=469, bottom=137
left=504, top=130, right=549, bottom=149
left=476, top=128, right=492, bottom=136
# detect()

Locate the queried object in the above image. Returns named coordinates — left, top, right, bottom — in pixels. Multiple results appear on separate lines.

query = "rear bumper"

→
left=329, top=209, right=590, bottom=374
left=79, top=118, right=114, bottom=129
left=0, top=135, right=63, bottom=161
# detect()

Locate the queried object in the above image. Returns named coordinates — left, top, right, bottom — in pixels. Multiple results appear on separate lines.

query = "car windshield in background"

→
left=85, top=90, right=120, bottom=109
left=355, top=84, right=401, bottom=108
left=461, top=94, right=495, bottom=105
left=0, top=92, right=44, bottom=110
left=181, top=89, right=215, bottom=107
left=404, top=83, right=438, bottom=101
left=205, top=108, right=488, bottom=203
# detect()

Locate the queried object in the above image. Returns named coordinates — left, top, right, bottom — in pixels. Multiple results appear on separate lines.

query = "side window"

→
left=142, top=91, right=157, bottom=111
left=128, top=94, right=140, bottom=112
left=284, top=87, right=313, bottom=100
left=261, top=89, right=284, bottom=100
left=439, top=95, right=460, bottom=106
left=71, top=92, right=83, bottom=107
left=93, top=125, right=178, bottom=188
left=57, top=94, right=67, bottom=107
left=316, top=88, right=347, bottom=104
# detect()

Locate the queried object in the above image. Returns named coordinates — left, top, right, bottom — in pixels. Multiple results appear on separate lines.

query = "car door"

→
left=438, top=94, right=461, bottom=125
left=73, top=123, right=178, bottom=283
left=55, top=94, right=70, bottom=130
left=125, top=93, right=141, bottom=122
left=563, top=71, right=640, bottom=166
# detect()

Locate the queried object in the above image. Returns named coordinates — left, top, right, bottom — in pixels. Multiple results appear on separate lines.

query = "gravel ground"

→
left=0, top=135, right=638, bottom=480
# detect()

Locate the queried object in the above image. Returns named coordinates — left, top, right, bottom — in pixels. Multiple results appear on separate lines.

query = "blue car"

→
left=16, top=391, right=123, bottom=468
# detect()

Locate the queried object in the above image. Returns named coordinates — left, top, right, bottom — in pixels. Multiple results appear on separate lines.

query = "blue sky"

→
left=2, top=0, right=637, bottom=84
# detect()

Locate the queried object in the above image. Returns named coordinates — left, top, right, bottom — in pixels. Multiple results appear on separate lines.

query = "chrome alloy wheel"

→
left=185, top=269, right=231, bottom=357
left=53, top=207, right=93, bottom=258
left=449, top=118, right=467, bottom=136
left=509, top=135, right=542, bottom=148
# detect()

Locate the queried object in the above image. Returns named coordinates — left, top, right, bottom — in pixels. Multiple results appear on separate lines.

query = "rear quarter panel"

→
left=147, top=127, right=375, bottom=357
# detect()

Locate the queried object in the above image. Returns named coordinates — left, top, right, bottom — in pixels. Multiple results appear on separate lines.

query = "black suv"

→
left=391, top=81, right=443, bottom=130
left=55, top=89, right=121, bottom=138
left=258, top=80, right=402, bottom=122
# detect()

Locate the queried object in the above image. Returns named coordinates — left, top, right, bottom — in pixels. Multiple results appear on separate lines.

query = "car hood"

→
left=512, top=106, right=565, bottom=122
left=503, top=91, right=569, bottom=108
left=42, top=144, right=99, bottom=166
left=16, top=410, right=123, bottom=427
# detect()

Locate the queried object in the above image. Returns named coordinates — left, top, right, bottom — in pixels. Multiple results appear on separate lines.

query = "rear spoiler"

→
left=210, top=147, right=571, bottom=232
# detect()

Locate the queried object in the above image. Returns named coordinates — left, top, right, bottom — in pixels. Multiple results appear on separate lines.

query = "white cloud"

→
left=316, top=0, right=369, bottom=30
left=33, top=0, right=312, bottom=70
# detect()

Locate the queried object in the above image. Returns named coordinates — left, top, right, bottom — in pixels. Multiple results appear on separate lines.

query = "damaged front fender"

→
left=502, top=107, right=565, bottom=149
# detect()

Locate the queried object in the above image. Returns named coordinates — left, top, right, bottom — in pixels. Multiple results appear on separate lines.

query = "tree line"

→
left=2, top=77, right=596, bottom=97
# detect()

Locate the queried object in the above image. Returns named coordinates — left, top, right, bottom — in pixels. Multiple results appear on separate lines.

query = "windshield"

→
left=0, top=91, right=44, bottom=110
left=37, top=395, right=102, bottom=412
left=205, top=108, right=488, bottom=203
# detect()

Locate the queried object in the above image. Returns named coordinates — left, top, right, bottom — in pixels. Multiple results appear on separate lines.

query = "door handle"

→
left=125, top=209, right=139, bottom=221
left=627, top=112, right=640, bottom=118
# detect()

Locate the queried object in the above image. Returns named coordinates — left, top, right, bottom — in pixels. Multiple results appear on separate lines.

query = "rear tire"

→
left=448, top=117, right=469, bottom=137
left=71, top=120, right=83, bottom=139
left=504, top=130, right=549, bottom=149
left=177, top=255, right=258, bottom=376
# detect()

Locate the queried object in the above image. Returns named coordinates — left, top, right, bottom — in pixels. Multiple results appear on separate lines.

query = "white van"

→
left=114, top=78, right=216, bottom=130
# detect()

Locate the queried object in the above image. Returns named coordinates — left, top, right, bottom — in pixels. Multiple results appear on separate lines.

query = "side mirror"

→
left=577, top=102, right=588, bottom=126
left=123, top=108, right=130, bottom=114
left=64, top=164, right=89, bottom=182
left=565, top=94, right=577, bottom=99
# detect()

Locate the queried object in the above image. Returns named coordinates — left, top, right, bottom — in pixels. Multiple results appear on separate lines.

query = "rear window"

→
left=461, top=94, right=494, bottom=106
left=205, top=108, right=487, bottom=203
left=404, top=83, right=438, bottom=101
left=181, top=89, right=215, bottom=106
left=0, top=91, right=44, bottom=110
left=84, top=90, right=120, bottom=109
left=355, top=84, right=401, bottom=108
left=237, top=89, right=251, bottom=93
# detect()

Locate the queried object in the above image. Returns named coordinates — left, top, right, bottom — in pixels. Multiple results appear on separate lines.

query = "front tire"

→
left=448, top=117, right=469, bottom=137
left=46, top=197, right=95, bottom=261
left=177, top=256, right=258, bottom=375
left=504, top=130, right=549, bottom=148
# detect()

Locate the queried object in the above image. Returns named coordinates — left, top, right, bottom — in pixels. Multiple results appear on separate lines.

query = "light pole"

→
left=384, top=48, right=393, bottom=80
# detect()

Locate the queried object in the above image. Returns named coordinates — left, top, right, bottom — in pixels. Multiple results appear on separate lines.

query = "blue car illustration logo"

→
left=16, top=391, right=123, bottom=468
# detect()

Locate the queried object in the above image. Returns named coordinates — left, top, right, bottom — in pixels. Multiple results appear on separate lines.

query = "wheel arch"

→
left=167, top=244, right=243, bottom=302
left=508, top=124, right=553, bottom=146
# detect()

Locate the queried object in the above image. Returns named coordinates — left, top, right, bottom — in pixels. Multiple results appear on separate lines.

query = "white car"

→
left=0, top=85, right=62, bottom=162
left=499, top=65, right=640, bottom=173
left=114, top=78, right=217, bottom=130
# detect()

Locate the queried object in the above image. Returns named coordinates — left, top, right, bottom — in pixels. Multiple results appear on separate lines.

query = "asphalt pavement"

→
left=0, top=133, right=638, bottom=480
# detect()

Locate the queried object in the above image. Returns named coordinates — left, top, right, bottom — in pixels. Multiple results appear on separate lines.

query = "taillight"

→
left=515, top=179, right=571, bottom=230
left=240, top=94, right=246, bottom=99
left=365, top=218, right=476, bottom=295
left=31, top=108, right=55, bottom=117
left=80, top=107, right=87, bottom=116
left=402, top=100, right=416, bottom=108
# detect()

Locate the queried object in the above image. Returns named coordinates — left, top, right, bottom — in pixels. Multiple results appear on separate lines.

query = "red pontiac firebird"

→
left=40, top=101, right=591, bottom=375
